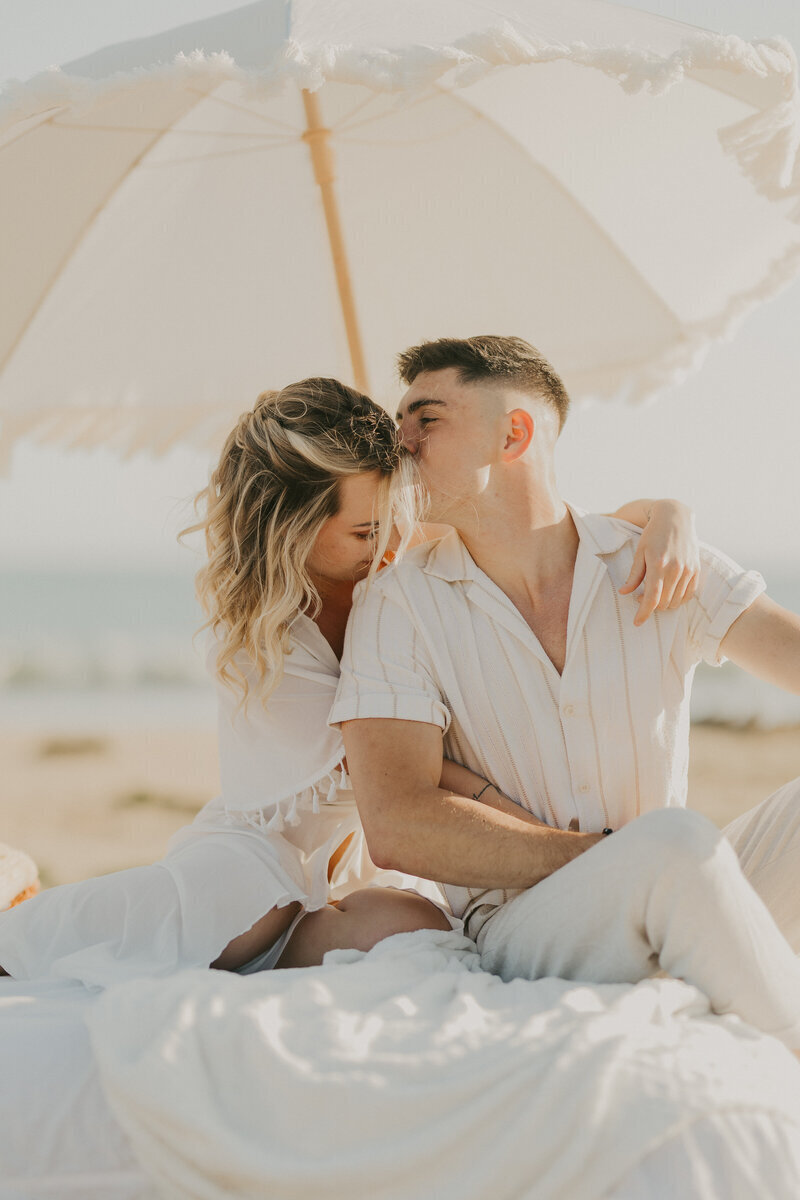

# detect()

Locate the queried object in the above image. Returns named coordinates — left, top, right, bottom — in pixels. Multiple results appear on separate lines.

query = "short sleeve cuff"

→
left=329, top=694, right=451, bottom=732
left=699, top=569, right=766, bottom=666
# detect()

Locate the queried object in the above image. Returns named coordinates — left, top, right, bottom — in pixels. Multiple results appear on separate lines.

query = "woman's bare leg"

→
left=276, top=888, right=451, bottom=970
left=211, top=901, right=302, bottom=971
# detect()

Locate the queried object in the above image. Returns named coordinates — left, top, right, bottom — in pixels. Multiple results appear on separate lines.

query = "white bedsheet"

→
left=83, top=931, right=800, bottom=1200
left=0, top=979, right=153, bottom=1200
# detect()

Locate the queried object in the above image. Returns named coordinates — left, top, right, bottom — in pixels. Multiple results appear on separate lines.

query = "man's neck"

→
left=453, top=486, right=579, bottom=675
left=456, top=488, right=580, bottom=602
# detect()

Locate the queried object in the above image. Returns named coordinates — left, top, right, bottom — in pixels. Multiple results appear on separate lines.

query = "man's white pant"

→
left=722, top=775, right=800, bottom=953
left=479, top=789, right=800, bottom=1051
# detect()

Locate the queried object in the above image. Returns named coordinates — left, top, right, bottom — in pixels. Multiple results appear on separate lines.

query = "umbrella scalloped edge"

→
left=2, top=23, right=800, bottom=215
left=2, top=23, right=800, bottom=455
left=2, top=233, right=800, bottom=465
left=568, top=237, right=800, bottom=408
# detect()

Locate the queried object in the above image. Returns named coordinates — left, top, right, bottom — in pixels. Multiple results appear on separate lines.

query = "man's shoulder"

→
left=569, top=505, right=642, bottom=555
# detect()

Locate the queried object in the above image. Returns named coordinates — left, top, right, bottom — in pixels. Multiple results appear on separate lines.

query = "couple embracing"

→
left=2, top=335, right=800, bottom=1055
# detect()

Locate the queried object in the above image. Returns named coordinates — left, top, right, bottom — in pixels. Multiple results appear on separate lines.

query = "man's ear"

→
left=501, top=408, right=534, bottom=462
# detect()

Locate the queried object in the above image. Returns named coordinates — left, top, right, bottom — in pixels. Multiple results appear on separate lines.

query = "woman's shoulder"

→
left=204, top=618, right=335, bottom=685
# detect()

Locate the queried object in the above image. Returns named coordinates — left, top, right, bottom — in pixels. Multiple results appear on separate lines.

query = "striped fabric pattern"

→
left=331, top=506, right=765, bottom=934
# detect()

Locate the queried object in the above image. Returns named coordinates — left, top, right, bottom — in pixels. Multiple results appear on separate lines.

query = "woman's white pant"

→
left=478, top=805, right=800, bottom=1050
left=0, top=825, right=308, bottom=987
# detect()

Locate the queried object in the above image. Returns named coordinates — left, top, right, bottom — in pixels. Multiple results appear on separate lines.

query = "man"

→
left=329, top=334, right=800, bottom=981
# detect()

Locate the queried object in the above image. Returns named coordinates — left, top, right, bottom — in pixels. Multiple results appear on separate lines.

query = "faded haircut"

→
left=397, top=335, right=570, bottom=431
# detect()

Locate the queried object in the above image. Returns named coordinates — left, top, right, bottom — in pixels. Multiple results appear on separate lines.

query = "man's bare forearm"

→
left=345, top=719, right=603, bottom=890
left=367, top=781, right=602, bottom=889
left=722, top=595, right=800, bottom=695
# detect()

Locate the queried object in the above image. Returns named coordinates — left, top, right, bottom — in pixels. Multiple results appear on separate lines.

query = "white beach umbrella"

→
left=1, top=0, right=799, bottom=457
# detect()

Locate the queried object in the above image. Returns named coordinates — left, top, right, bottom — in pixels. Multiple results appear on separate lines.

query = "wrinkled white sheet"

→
left=86, top=931, right=800, bottom=1200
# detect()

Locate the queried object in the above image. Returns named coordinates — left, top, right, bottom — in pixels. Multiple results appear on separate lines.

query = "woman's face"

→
left=306, top=470, right=384, bottom=586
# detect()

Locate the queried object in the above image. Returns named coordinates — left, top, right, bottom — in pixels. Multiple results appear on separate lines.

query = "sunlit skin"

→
left=397, top=367, right=562, bottom=533
left=210, top=468, right=451, bottom=973
left=333, top=365, right=800, bottom=904
left=396, top=368, right=698, bottom=632
left=396, top=368, right=584, bottom=673
left=0, top=431, right=707, bottom=980
left=305, top=470, right=383, bottom=587
left=305, top=470, right=384, bottom=661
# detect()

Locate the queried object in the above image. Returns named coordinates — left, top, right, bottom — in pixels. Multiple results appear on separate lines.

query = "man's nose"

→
left=398, top=419, right=419, bottom=455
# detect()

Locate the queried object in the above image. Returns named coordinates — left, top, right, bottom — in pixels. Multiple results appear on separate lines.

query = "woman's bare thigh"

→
left=276, top=888, right=451, bottom=970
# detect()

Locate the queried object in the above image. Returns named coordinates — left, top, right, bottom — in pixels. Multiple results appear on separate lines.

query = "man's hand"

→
left=720, top=594, right=800, bottom=694
left=616, top=499, right=700, bottom=625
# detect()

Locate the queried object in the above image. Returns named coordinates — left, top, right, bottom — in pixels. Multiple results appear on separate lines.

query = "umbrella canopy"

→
left=1, top=0, right=799, bottom=456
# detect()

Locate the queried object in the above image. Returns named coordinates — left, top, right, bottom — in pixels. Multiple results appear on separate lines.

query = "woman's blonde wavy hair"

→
left=186, top=377, right=421, bottom=707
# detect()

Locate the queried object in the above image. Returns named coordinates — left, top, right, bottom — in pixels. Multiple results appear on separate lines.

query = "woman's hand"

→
left=614, top=499, right=700, bottom=626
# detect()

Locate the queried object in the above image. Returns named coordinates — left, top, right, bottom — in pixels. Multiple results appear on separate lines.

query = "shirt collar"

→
left=421, top=527, right=478, bottom=583
left=566, top=503, right=640, bottom=558
left=421, top=504, right=638, bottom=583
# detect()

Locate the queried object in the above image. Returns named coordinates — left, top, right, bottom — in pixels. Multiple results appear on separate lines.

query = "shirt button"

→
left=579, top=784, right=590, bottom=794
left=563, top=704, right=575, bottom=717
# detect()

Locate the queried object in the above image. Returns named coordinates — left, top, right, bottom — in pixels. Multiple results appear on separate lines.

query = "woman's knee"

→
left=279, top=888, right=450, bottom=968
left=336, top=887, right=452, bottom=946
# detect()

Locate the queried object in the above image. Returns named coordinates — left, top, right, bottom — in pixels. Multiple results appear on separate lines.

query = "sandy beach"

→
left=1, top=724, right=798, bottom=888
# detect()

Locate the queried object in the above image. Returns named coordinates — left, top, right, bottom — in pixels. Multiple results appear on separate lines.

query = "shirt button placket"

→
left=563, top=701, right=593, bottom=827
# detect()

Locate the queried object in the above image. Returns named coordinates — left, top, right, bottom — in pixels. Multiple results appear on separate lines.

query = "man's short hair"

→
left=397, top=335, right=570, bottom=430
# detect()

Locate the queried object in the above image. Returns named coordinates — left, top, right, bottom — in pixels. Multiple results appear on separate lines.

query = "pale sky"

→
left=1, top=0, right=799, bottom=577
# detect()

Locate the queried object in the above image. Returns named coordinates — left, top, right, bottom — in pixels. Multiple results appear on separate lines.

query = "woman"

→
left=0, top=378, right=700, bottom=986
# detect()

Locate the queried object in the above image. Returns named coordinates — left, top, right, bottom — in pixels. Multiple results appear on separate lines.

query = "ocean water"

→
left=1, top=566, right=799, bottom=732
left=0, top=569, right=216, bottom=731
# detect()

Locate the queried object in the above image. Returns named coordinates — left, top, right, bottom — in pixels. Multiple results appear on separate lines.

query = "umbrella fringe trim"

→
left=2, top=27, right=800, bottom=452
left=1, top=241, right=800, bottom=458
left=2, top=233, right=800, bottom=461
left=3, top=28, right=800, bottom=214
left=572, top=239, right=800, bottom=407
left=0, top=402, right=239, bottom=471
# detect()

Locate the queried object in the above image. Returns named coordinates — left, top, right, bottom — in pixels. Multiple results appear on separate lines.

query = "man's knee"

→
left=630, top=808, right=728, bottom=871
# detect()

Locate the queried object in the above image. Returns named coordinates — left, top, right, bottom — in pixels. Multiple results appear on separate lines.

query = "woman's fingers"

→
left=635, top=575, right=663, bottom=625
left=619, top=547, right=646, bottom=595
left=631, top=561, right=699, bottom=623
left=666, top=565, right=699, bottom=610
left=654, top=562, right=683, bottom=610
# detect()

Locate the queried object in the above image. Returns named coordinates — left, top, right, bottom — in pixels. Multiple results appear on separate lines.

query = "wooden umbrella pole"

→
left=301, top=89, right=369, bottom=395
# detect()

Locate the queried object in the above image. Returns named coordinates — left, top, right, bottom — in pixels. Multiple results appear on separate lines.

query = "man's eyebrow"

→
left=395, top=397, right=447, bottom=421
